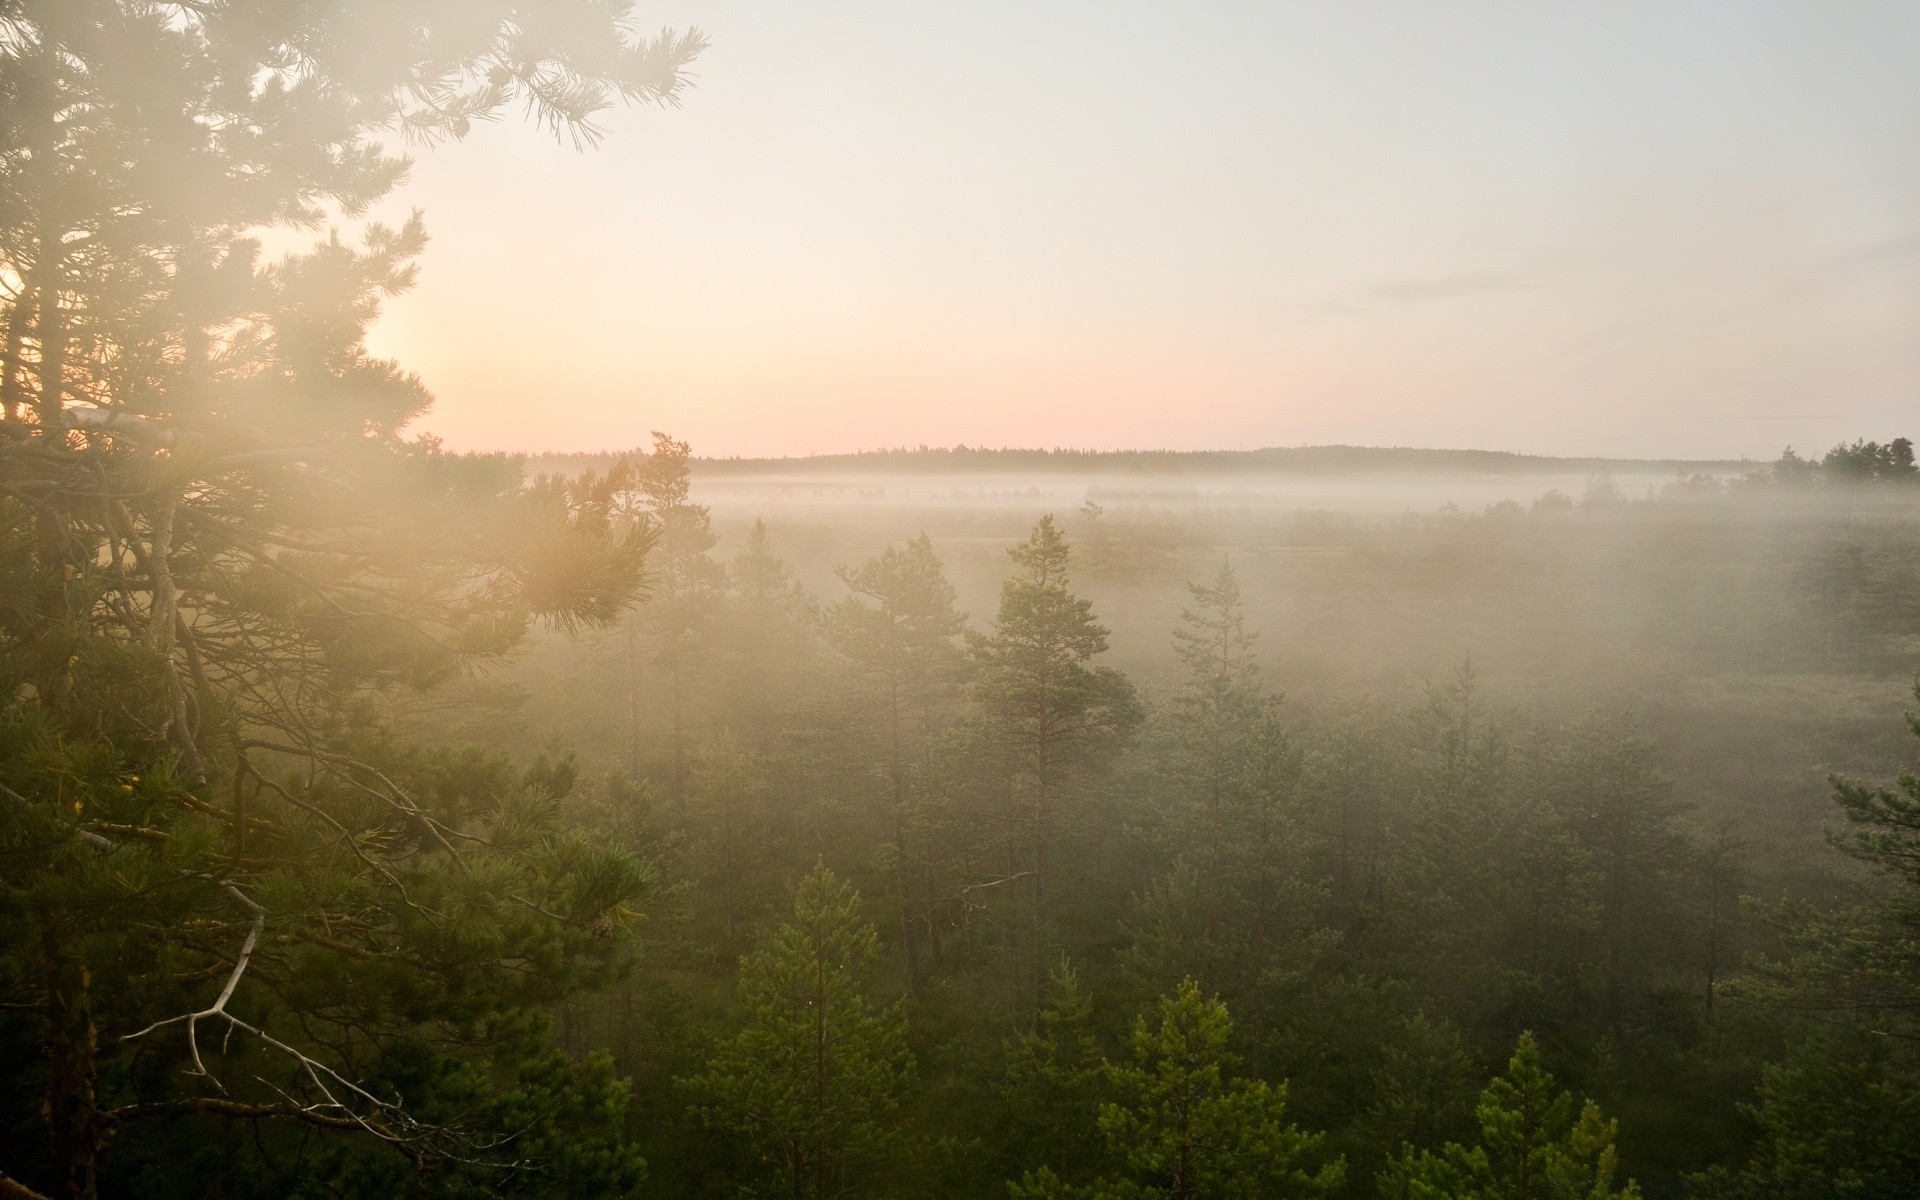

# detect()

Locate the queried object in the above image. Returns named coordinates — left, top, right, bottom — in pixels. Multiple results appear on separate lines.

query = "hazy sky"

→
left=365, top=1, right=1920, bottom=459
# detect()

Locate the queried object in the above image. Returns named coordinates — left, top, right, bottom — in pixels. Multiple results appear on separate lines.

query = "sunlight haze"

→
left=17, top=5, right=1920, bottom=1194
left=366, top=1, right=1920, bottom=459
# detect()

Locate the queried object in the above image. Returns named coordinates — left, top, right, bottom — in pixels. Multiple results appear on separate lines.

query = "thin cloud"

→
left=1289, top=269, right=1532, bottom=324
left=1366, top=270, right=1531, bottom=303
left=1537, top=230, right=1920, bottom=379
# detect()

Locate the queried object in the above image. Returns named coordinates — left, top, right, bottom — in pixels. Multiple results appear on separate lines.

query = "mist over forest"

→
left=6, top=5, right=1920, bottom=1200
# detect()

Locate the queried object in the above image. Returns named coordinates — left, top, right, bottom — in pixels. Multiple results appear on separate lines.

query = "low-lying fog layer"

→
left=692, top=468, right=1689, bottom=515
left=502, top=454, right=1920, bottom=888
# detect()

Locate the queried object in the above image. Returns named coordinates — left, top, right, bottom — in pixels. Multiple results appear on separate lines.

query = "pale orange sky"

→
left=363, top=1, right=1920, bottom=460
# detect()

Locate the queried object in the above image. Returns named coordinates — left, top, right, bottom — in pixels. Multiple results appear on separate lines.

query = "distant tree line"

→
left=549, top=444, right=1752, bottom=479
left=1748, top=437, right=1919, bottom=488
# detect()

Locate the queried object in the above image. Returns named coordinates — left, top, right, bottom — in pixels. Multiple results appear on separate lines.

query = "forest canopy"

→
left=4, top=5, right=1920, bottom=1200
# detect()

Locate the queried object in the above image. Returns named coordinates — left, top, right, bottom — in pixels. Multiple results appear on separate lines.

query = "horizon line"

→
left=502, top=442, right=1760, bottom=468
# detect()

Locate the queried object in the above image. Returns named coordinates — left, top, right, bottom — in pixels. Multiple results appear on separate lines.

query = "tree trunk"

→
left=669, top=660, right=686, bottom=809
left=626, top=626, right=641, bottom=777
left=0, top=301, right=24, bottom=424
left=41, top=915, right=98, bottom=1200
left=889, top=678, right=920, bottom=997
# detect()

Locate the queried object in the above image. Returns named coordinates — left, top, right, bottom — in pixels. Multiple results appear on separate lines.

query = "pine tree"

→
left=629, top=432, right=725, bottom=802
left=969, top=516, right=1138, bottom=973
left=686, top=730, right=770, bottom=946
left=1391, top=665, right=1593, bottom=1020
left=724, top=519, right=818, bottom=754
left=1305, top=700, right=1398, bottom=925
left=1168, top=561, right=1269, bottom=961
left=1011, top=978, right=1343, bottom=1200
left=1130, top=565, right=1323, bottom=1024
left=1726, top=679, right=1920, bottom=1194
left=999, top=959, right=1108, bottom=1184
left=1357, top=1014, right=1481, bottom=1179
left=1531, top=711, right=1692, bottom=1027
left=1380, top=1032, right=1639, bottom=1200
left=0, top=4, right=704, bottom=1194
left=690, top=864, right=914, bottom=1199
left=823, top=534, right=969, bottom=993
left=1716, top=1028, right=1920, bottom=1196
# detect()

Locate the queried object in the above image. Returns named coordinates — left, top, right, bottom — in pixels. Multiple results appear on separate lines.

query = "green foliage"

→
left=1012, top=979, right=1342, bottom=1200
left=998, top=959, right=1108, bottom=1183
left=722, top=520, right=819, bottom=747
left=0, top=4, right=698, bottom=1195
left=968, top=515, right=1140, bottom=965
left=971, top=516, right=1140, bottom=764
left=1828, top=679, right=1920, bottom=885
left=1716, top=681, right=1920, bottom=1196
left=1123, top=563, right=1323, bottom=1033
left=1381, top=1033, right=1638, bottom=1200
left=822, top=533, right=970, bottom=992
left=1530, top=710, right=1693, bottom=1025
left=1355, top=1014, right=1481, bottom=1177
left=825, top=533, right=972, bottom=742
left=34, top=2, right=1920, bottom=1199
left=1713, top=1029, right=1920, bottom=1196
left=1821, top=438, right=1918, bottom=486
left=0, top=700, right=659, bottom=1197
left=689, top=864, right=913, bottom=1199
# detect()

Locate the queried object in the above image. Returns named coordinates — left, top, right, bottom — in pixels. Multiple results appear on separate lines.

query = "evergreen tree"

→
left=629, top=432, right=726, bottom=801
left=1738, top=679, right=1920, bottom=1034
left=1531, top=711, right=1693, bottom=1027
left=1167, top=561, right=1269, bottom=961
left=0, top=2, right=702, bottom=441
left=1305, top=699, right=1399, bottom=926
left=0, top=4, right=704, bottom=1195
left=1232, top=711, right=1321, bottom=1043
left=969, top=516, right=1139, bottom=977
left=823, top=534, right=969, bottom=994
left=686, top=730, right=771, bottom=946
left=1725, top=680, right=1920, bottom=1195
left=1380, top=1032, right=1639, bottom=1200
left=1128, top=567, right=1320, bottom=1034
left=1821, top=437, right=1919, bottom=485
left=1712, top=1028, right=1920, bottom=1196
left=997, top=959, right=1108, bottom=1185
left=1355, top=1013, right=1480, bottom=1180
left=1011, top=978, right=1342, bottom=1200
left=723, top=519, right=817, bottom=753
left=1389, top=665, right=1592, bottom=1022
left=690, top=864, right=913, bottom=1199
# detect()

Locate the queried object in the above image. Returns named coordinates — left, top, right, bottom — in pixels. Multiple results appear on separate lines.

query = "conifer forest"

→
left=5, top=4, right=1920, bottom=1199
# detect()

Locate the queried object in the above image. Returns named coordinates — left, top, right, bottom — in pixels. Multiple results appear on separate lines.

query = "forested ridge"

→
left=5, top=5, right=1920, bottom=1200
